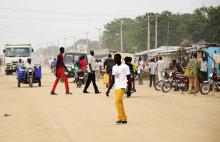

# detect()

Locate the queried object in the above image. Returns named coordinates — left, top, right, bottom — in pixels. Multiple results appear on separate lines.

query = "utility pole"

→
left=72, top=36, right=76, bottom=52
left=64, top=38, right=67, bottom=49
left=51, top=42, right=54, bottom=58
left=166, top=14, right=170, bottom=52
left=120, top=20, right=123, bottom=52
left=147, top=15, right=150, bottom=56
left=86, top=32, right=89, bottom=48
left=202, top=3, right=207, bottom=42
left=57, top=39, right=59, bottom=55
left=98, top=28, right=101, bottom=50
left=46, top=42, right=49, bottom=58
left=155, top=14, right=158, bottom=49
left=57, top=39, right=59, bottom=48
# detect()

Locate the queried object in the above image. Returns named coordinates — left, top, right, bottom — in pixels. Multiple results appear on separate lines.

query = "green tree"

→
left=102, top=6, right=220, bottom=52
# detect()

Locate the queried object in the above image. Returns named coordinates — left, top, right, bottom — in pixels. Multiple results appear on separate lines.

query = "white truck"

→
left=3, top=44, right=33, bottom=75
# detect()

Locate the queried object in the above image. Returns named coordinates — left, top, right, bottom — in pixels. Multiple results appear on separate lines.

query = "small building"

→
left=196, top=43, right=220, bottom=76
left=135, top=46, right=195, bottom=63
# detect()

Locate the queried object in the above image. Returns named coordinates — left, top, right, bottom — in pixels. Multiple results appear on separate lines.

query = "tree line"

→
left=102, top=6, right=220, bottom=52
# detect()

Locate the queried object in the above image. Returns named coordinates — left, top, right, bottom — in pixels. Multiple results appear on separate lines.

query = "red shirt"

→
left=56, top=54, right=64, bottom=69
left=80, top=59, right=87, bottom=70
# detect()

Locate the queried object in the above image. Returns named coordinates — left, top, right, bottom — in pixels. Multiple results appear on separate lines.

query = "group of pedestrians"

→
left=50, top=47, right=132, bottom=124
left=51, top=48, right=101, bottom=95
left=50, top=48, right=208, bottom=124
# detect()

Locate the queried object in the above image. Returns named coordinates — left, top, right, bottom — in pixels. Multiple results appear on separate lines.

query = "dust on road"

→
left=0, top=67, right=220, bottom=142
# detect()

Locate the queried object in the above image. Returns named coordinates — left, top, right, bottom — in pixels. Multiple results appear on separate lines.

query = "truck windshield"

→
left=5, top=48, right=30, bottom=57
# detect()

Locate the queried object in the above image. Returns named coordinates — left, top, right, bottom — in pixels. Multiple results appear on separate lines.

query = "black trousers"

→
left=200, top=71, right=208, bottom=82
left=138, top=70, right=143, bottom=85
left=84, top=72, right=99, bottom=92
left=106, top=74, right=112, bottom=88
left=149, top=74, right=156, bottom=87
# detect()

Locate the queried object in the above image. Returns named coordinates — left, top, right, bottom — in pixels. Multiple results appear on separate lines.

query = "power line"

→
left=0, top=16, right=109, bottom=22
left=0, top=6, right=137, bottom=17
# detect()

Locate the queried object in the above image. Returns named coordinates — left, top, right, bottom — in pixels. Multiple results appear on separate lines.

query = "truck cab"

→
left=3, top=44, right=33, bottom=75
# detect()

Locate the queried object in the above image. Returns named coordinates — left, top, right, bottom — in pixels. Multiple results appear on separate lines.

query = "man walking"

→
left=103, top=54, right=115, bottom=87
left=148, top=58, right=157, bottom=88
left=83, top=50, right=101, bottom=94
left=106, top=53, right=131, bottom=124
left=157, top=56, right=165, bottom=81
left=51, top=47, right=72, bottom=95
left=200, top=57, right=208, bottom=81
left=137, top=56, right=144, bottom=85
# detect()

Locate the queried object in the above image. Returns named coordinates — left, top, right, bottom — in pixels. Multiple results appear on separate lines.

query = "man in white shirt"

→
left=200, top=57, right=208, bottom=81
left=137, top=56, right=144, bottom=85
left=83, top=50, right=101, bottom=94
left=148, top=58, right=157, bottom=88
left=25, top=58, right=34, bottom=70
left=157, top=56, right=165, bottom=81
left=106, top=53, right=131, bottom=124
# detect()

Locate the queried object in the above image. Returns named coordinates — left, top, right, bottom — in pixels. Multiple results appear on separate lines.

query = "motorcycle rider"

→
left=79, top=55, right=87, bottom=71
left=25, top=58, right=34, bottom=69
left=17, top=59, right=25, bottom=71
left=24, top=58, right=35, bottom=81
left=75, top=55, right=87, bottom=86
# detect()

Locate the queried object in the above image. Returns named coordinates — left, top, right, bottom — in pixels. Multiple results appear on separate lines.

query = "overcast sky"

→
left=0, top=0, right=219, bottom=52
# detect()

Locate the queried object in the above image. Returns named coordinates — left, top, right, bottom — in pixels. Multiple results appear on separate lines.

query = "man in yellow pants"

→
left=106, top=53, right=131, bottom=124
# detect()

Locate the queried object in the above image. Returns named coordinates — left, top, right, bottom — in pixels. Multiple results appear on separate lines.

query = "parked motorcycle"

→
left=155, top=69, right=170, bottom=91
left=200, top=70, right=220, bottom=95
left=162, top=71, right=189, bottom=93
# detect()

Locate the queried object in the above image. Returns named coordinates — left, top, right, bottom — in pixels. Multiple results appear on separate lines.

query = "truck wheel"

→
left=29, top=78, right=33, bottom=88
left=38, top=79, right=41, bottom=87
left=17, top=80, right=20, bottom=87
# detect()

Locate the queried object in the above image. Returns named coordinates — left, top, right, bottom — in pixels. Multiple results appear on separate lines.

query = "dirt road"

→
left=0, top=67, right=220, bottom=142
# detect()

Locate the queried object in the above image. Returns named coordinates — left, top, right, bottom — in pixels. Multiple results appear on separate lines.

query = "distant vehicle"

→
left=16, top=64, right=42, bottom=88
left=64, top=52, right=88, bottom=78
left=3, top=44, right=33, bottom=75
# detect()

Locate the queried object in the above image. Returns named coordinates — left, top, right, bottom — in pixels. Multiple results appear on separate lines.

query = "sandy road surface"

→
left=0, top=67, right=220, bottom=142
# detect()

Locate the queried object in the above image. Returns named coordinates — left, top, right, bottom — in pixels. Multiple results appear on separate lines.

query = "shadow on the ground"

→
left=6, top=85, right=50, bottom=89
left=128, top=95, right=153, bottom=99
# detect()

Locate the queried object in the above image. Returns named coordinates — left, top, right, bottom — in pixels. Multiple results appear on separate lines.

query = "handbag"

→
left=103, top=73, right=109, bottom=84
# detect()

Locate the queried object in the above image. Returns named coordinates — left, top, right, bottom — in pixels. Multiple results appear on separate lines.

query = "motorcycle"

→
left=75, top=70, right=87, bottom=88
left=162, top=71, right=189, bottom=93
left=155, top=69, right=170, bottom=91
left=17, top=64, right=42, bottom=88
left=200, top=70, right=220, bottom=95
